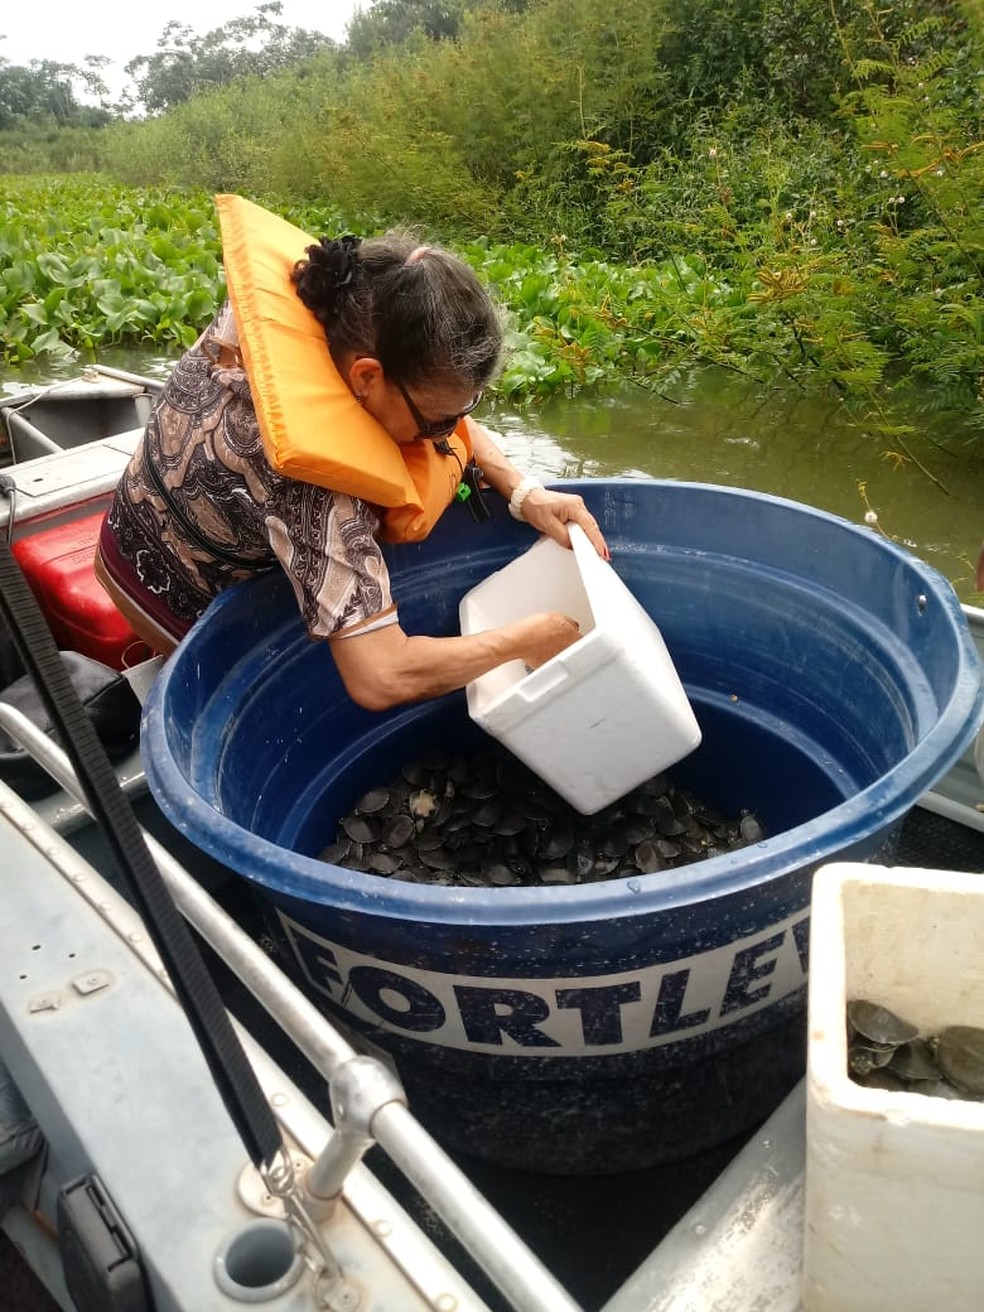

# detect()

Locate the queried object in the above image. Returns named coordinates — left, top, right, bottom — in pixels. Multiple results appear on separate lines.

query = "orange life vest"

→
left=215, top=193, right=473, bottom=544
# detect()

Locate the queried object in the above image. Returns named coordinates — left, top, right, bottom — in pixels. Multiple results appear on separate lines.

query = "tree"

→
left=124, top=3, right=335, bottom=114
left=0, top=52, right=110, bottom=129
left=345, top=0, right=471, bottom=59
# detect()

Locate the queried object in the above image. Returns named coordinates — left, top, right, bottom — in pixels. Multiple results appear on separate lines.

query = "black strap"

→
left=434, top=444, right=491, bottom=524
left=460, top=459, right=492, bottom=523
left=0, top=533, right=283, bottom=1171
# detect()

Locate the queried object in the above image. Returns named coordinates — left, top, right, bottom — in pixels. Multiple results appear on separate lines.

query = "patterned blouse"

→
left=106, top=304, right=396, bottom=639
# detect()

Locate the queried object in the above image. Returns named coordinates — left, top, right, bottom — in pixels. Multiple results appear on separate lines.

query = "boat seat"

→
left=0, top=652, right=142, bottom=800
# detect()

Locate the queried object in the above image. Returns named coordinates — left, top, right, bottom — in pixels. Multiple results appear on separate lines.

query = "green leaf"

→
left=20, top=301, right=48, bottom=326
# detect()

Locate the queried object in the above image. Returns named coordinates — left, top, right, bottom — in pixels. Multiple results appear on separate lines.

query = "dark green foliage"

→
left=0, top=57, right=110, bottom=129
left=0, top=179, right=223, bottom=360
left=345, top=0, right=470, bottom=59
left=0, top=0, right=981, bottom=432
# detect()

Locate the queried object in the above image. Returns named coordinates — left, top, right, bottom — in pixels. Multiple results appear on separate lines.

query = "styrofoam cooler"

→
left=803, top=862, right=984, bottom=1312
left=459, top=524, right=701, bottom=813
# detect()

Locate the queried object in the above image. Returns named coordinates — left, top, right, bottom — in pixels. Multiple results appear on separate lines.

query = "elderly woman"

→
left=95, top=196, right=608, bottom=710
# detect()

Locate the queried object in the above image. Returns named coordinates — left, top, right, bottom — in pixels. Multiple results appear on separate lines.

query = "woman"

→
left=95, top=195, right=608, bottom=711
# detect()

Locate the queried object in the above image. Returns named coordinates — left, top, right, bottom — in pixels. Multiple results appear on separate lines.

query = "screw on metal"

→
left=28, top=994, right=61, bottom=1013
left=237, top=1161, right=288, bottom=1219
left=72, top=970, right=113, bottom=996
left=316, top=1274, right=362, bottom=1311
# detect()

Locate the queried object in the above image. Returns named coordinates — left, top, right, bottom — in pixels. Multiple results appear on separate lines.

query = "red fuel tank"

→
left=12, top=513, right=151, bottom=669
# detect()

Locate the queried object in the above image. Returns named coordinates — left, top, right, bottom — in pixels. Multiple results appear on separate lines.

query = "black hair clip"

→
left=314, top=234, right=362, bottom=289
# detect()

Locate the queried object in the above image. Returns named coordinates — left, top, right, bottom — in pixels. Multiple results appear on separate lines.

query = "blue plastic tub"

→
left=143, top=481, right=984, bottom=1172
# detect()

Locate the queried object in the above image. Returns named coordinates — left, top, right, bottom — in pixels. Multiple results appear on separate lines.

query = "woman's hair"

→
left=291, top=231, right=503, bottom=392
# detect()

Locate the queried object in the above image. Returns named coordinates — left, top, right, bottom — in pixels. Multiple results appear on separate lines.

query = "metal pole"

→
left=90, top=363, right=166, bottom=392
left=376, top=1101, right=590, bottom=1312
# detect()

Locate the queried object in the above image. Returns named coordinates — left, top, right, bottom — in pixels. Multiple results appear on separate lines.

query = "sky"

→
left=0, top=1, right=364, bottom=97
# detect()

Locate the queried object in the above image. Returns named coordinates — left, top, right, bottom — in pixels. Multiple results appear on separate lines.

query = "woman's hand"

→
left=466, top=422, right=611, bottom=560
left=520, top=487, right=611, bottom=561
left=514, top=610, right=582, bottom=668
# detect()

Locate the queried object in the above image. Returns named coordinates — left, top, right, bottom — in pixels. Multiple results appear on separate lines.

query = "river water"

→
left=489, top=373, right=984, bottom=605
left=8, top=347, right=984, bottom=602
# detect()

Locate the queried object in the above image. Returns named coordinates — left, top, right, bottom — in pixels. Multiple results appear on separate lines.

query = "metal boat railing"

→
left=0, top=704, right=585, bottom=1312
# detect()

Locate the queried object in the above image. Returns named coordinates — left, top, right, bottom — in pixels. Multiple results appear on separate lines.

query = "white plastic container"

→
left=803, top=861, right=984, bottom=1312
left=458, top=524, right=701, bottom=814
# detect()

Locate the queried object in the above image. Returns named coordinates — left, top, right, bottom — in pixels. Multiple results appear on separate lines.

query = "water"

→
left=488, top=373, right=984, bottom=604
left=6, top=347, right=984, bottom=602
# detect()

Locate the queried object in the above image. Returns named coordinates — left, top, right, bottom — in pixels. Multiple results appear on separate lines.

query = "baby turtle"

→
left=849, top=1044, right=895, bottom=1078
left=355, top=788, right=390, bottom=816
left=888, top=1038, right=940, bottom=1083
left=847, top=999, right=919, bottom=1048
left=322, top=742, right=766, bottom=891
left=381, top=814, right=416, bottom=848
left=342, top=815, right=377, bottom=845
left=846, top=1001, right=984, bottom=1101
left=846, top=999, right=919, bottom=1086
left=935, top=1026, right=984, bottom=1096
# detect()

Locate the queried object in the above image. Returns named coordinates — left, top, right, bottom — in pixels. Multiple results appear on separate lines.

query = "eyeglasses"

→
left=394, top=379, right=483, bottom=440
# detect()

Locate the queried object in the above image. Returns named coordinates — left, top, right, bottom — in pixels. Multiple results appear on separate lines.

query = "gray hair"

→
left=291, top=230, right=503, bottom=391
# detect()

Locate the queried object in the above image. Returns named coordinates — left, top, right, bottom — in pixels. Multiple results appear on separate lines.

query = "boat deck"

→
left=4, top=378, right=983, bottom=1310
left=899, top=797, right=984, bottom=872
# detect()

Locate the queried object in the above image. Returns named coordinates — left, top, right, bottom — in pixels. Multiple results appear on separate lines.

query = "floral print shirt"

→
left=106, top=304, right=395, bottom=639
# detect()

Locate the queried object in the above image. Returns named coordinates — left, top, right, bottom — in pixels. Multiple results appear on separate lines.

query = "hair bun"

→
left=307, top=235, right=362, bottom=291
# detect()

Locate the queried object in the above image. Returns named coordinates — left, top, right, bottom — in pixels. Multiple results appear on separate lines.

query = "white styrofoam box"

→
left=459, top=524, right=701, bottom=814
left=802, top=862, right=984, bottom=1312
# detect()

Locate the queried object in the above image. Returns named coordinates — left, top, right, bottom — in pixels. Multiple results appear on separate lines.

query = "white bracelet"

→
left=508, top=475, right=544, bottom=521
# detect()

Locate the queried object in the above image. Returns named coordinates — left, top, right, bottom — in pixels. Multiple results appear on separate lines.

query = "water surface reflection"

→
left=487, top=372, right=984, bottom=603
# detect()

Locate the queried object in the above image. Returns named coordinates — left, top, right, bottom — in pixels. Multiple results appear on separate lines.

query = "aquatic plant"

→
left=0, top=177, right=222, bottom=360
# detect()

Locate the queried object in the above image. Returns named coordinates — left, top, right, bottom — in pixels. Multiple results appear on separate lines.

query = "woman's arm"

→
left=329, top=610, right=580, bottom=711
left=468, top=423, right=610, bottom=561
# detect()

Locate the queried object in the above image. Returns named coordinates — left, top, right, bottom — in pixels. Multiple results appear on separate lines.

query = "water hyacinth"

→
left=0, top=178, right=223, bottom=362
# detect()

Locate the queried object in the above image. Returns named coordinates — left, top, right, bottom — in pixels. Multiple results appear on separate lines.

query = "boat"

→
left=1, top=365, right=983, bottom=1312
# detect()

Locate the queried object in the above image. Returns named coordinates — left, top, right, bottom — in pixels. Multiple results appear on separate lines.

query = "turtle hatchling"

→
left=319, top=742, right=766, bottom=891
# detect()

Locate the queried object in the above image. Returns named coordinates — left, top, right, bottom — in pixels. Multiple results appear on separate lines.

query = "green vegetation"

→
left=123, top=7, right=333, bottom=115
left=1, top=0, right=981, bottom=433
left=0, top=180, right=222, bottom=360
